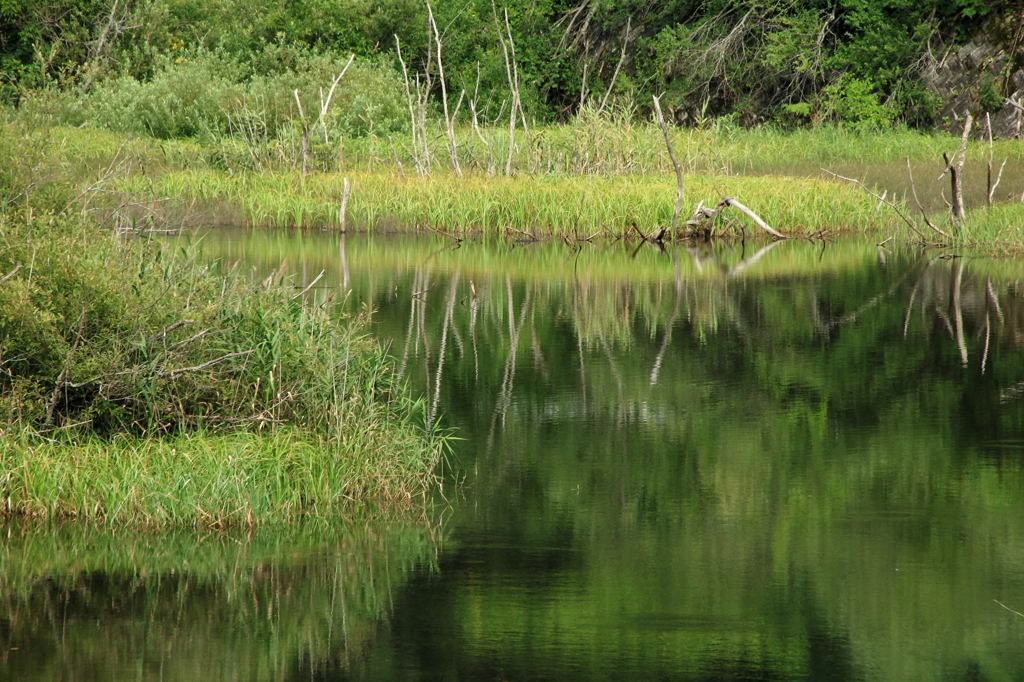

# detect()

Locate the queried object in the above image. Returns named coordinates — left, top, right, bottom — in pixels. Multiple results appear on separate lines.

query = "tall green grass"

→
left=0, top=113, right=448, bottom=526
left=24, top=110, right=1024, bottom=247
left=1, top=427, right=442, bottom=526
left=124, top=169, right=894, bottom=236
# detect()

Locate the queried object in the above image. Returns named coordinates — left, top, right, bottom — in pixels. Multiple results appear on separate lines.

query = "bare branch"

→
left=652, top=95, right=684, bottom=234
left=718, top=197, right=786, bottom=239
left=906, top=157, right=947, bottom=237
left=0, top=263, right=22, bottom=287
left=822, top=169, right=927, bottom=241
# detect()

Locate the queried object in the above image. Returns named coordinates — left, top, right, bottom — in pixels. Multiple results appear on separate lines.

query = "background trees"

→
left=0, top=0, right=1011, bottom=128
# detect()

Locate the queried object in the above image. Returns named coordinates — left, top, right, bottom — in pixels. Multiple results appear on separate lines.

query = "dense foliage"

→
left=0, top=113, right=445, bottom=512
left=0, top=0, right=1011, bottom=128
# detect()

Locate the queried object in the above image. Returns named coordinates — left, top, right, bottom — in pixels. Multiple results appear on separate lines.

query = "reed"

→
left=30, top=114, right=1024, bottom=248
left=0, top=426, right=442, bottom=526
left=0, top=214, right=448, bottom=523
left=127, top=169, right=894, bottom=237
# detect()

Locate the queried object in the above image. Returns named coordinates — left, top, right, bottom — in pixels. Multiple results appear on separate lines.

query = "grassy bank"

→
left=0, top=116, right=447, bottom=526
left=1, top=428, right=438, bottom=526
left=124, top=169, right=895, bottom=236
left=29, top=116, right=1024, bottom=246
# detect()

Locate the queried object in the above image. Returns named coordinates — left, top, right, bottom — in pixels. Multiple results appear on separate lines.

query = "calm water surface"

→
left=3, top=233, right=1024, bottom=681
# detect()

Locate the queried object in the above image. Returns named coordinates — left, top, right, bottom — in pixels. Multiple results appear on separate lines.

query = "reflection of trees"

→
left=363, top=243, right=1024, bottom=680
left=195, top=232, right=1024, bottom=678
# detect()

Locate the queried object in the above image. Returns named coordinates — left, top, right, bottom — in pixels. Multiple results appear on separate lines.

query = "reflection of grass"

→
left=0, top=518, right=442, bottom=681
left=200, top=230, right=883, bottom=286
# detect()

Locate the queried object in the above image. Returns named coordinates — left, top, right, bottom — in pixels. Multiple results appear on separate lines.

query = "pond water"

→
left=4, top=232, right=1024, bottom=681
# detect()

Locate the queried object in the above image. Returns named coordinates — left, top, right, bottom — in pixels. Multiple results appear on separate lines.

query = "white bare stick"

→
left=505, top=9, right=529, bottom=149
left=426, top=0, right=462, bottom=176
left=580, top=60, right=589, bottom=110
left=652, top=95, right=683, bottom=233
left=294, top=89, right=309, bottom=175
left=599, top=18, right=630, bottom=115
left=291, top=270, right=326, bottom=300
left=316, top=54, right=355, bottom=142
left=990, top=157, right=1008, bottom=206
left=718, top=197, right=786, bottom=239
left=395, top=36, right=423, bottom=174
left=944, top=113, right=972, bottom=222
left=494, top=2, right=519, bottom=175
left=339, top=177, right=351, bottom=232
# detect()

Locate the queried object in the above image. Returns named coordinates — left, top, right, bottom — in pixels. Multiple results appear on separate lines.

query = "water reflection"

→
left=8, top=232, right=1024, bottom=680
left=0, top=519, right=442, bottom=681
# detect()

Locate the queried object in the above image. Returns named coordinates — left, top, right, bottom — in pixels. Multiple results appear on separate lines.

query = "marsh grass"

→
left=329, top=115, right=1024, bottom=179
left=0, top=117, right=448, bottom=526
left=22, top=111, right=1024, bottom=247
left=1, top=425, right=442, bottom=526
left=0, top=214, right=448, bottom=524
left=125, top=169, right=894, bottom=237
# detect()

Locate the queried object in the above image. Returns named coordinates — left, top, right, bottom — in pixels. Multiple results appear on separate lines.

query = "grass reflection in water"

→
left=0, top=517, right=443, bottom=681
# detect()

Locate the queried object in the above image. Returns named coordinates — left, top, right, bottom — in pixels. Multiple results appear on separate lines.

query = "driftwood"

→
left=505, top=226, right=538, bottom=241
left=717, top=197, right=785, bottom=239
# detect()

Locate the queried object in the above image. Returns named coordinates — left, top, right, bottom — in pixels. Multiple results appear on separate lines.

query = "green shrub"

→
left=79, top=51, right=245, bottom=139
left=77, top=48, right=406, bottom=143
left=818, top=76, right=895, bottom=129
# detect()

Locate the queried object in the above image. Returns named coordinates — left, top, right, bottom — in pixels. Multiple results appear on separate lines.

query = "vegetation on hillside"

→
left=0, top=0, right=1010, bottom=128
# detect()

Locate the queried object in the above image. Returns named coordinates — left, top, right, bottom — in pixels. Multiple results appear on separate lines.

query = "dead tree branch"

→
left=717, top=197, right=786, bottom=239
left=822, top=169, right=927, bottom=241
left=906, top=157, right=947, bottom=237
left=652, top=95, right=684, bottom=235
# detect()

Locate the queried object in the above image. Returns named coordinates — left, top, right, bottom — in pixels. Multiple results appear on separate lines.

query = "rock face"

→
left=924, top=37, right=1024, bottom=138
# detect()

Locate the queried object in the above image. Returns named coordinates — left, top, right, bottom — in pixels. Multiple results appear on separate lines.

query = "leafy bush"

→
left=78, top=52, right=245, bottom=138
left=77, top=48, right=407, bottom=142
left=0, top=116, right=426, bottom=445
left=818, top=76, right=895, bottom=128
